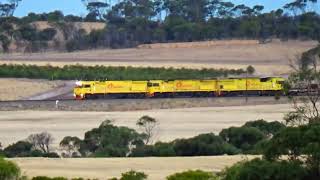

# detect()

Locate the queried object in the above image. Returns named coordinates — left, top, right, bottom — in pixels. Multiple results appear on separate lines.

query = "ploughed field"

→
left=1, top=40, right=317, bottom=76
left=10, top=156, right=258, bottom=180
left=0, top=104, right=291, bottom=147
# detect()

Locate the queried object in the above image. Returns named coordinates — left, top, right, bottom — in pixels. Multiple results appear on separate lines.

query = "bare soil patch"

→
left=11, top=155, right=258, bottom=180
left=0, top=78, right=64, bottom=101
left=0, top=104, right=291, bottom=147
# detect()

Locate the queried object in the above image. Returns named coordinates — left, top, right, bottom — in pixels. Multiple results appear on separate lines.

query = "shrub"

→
left=32, top=177, right=68, bottom=180
left=219, top=127, right=266, bottom=153
left=4, top=141, right=34, bottom=157
left=173, top=133, right=239, bottom=156
left=167, top=170, right=218, bottom=180
left=0, top=158, right=21, bottom=180
left=221, top=158, right=307, bottom=180
left=42, top=152, right=60, bottom=158
left=79, top=120, right=145, bottom=157
left=39, top=28, right=57, bottom=41
left=243, top=120, right=285, bottom=137
left=120, top=170, right=147, bottom=180
left=246, top=65, right=255, bottom=75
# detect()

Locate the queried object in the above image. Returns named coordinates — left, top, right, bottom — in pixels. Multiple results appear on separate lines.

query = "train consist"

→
left=73, top=77, right=285, bottom=100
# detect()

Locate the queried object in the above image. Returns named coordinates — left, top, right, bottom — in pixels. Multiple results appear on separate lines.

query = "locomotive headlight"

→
left=73, top=93, right=76, bottom=97
left=76, top=81, right=82, bottom=87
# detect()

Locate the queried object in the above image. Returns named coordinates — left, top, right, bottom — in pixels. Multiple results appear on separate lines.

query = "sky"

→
left=12, top=0, right=315, bottom=17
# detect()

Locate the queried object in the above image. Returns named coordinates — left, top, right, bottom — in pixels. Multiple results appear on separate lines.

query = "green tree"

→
left=173, top=133, right=239, bottom=156
left=0, top=0, right=21, bottom=17
left=264, top=124, right=320, bottom=177
left=261, top=44, right=320, bottom=179
left=38, top=28, right=57, bottom=41
left=79, top=120, right=145, bottom=157
left=60, top=136, right=82, bottom=157
left=246, top=65, right=255, bottom=75
left=3, top=141, right=41, bottom=158
left=243, top=120, right=285, bottom=137
left=47, top=11, right=64, bottom=23
left=221, top=158, right=307, bottom=180
left=219, top=126, right=266, bottom=153
left=82, top=0, right=109, bottom=21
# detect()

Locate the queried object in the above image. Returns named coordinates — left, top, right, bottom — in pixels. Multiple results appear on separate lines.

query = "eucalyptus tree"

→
left=208, top=0, right=235, bottom=18
left=82, top=0, right=109, bottom=21
left=0, top=0, right=21, bottom=17
left=284, top=0, right=318, bottom=15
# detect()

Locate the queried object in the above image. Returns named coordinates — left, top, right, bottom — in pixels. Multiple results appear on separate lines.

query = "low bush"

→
left=221, top=158, right=307, bottom=180
left=32, top=177, right=68, bottom=180
left=120, top=170, right=147, bottom=180
left=4, top=141, right=34, bottom=158
left=0, top=158, right=21, bottom=180
left=167, top=170, right=218, bottom=180
left=131, top=133, right=239, bottom=157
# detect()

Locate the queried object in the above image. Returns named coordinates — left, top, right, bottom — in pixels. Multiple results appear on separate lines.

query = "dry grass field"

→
left=0, top=78, right=64, bottom=101
left=1, top=40, right=317, bottom=75
left=11, top=155, right=259, bottom=180
left=0, top=104, right=291, bottom=147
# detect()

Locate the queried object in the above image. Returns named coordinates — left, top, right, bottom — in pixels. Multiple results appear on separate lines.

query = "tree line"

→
left=0, top=0, right=319, bottom=52
left=0, top=118, right=285, bottom=158
left=0, top=64, right=246, bottom=80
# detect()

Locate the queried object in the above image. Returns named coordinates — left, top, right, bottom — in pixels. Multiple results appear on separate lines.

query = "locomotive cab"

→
left=74, top=81, right=92, bottom=100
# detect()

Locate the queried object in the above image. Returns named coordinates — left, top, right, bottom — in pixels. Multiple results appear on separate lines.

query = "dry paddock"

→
left=0, top=78, right=63, bottom=101
left=1, top=40, right=317, bottom=76
left=0, top=104, right=292, bottom=147
left=10, top=156, right=259, bottom=180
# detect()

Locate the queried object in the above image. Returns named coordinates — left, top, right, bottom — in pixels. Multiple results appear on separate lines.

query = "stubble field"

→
left=0, top=104, right=291, bottom=147
left=1, top=40, right=317, bottom=76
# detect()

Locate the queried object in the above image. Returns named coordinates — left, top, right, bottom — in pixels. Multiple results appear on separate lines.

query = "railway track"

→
left=0, top=96, right=290, bottom=112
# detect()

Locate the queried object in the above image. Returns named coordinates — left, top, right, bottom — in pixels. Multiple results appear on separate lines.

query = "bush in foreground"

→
left=32, top=177, right=68, bottom=180
left=221, top=158, right=307, bottom=180
left=0, top=158, right=21, bottom=180
left=120, top=170, right=147, bottom=180
left=167, top=170, right=218, bottom=180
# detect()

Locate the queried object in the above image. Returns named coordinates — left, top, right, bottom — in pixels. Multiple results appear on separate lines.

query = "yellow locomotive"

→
left=74, top=77, right=285, bottom=100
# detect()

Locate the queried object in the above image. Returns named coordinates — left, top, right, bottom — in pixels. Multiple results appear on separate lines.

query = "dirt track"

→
left=1, top=40, right=317, bottom=76
left=11, top=156, right=258, bottom=180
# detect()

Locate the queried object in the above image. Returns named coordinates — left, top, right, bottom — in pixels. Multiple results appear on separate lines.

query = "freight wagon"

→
left=73, top=77, right=285, bottom=100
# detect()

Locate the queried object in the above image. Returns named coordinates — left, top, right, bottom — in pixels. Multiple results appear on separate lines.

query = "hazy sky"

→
left=13, top=0, right=314, bottom=17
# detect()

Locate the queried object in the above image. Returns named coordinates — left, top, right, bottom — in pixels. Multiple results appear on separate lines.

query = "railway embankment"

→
left=0, top=97, right=289, bottom=112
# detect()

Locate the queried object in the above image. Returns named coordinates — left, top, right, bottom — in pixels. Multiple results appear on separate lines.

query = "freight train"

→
left=73, top=77, right=286, bottom=100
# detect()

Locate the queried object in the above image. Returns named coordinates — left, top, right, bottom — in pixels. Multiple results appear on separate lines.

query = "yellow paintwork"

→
left=73, top=77, right=285, bottom=99
left=218, top=77, right=284, bottom=92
